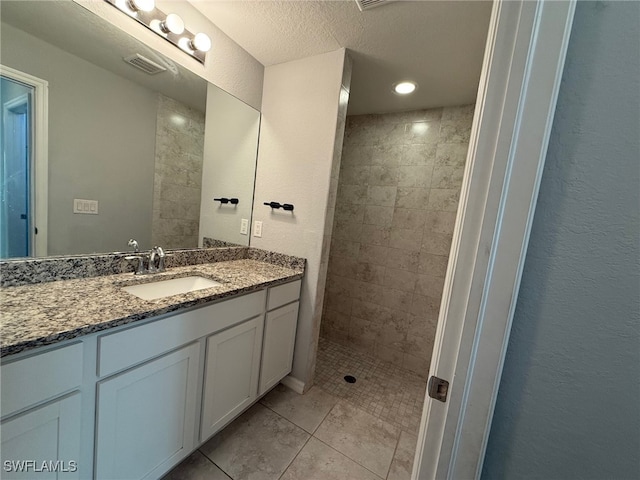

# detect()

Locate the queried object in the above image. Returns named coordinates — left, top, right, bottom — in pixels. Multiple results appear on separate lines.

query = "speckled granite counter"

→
left=0, top=259, right=303, bottom=358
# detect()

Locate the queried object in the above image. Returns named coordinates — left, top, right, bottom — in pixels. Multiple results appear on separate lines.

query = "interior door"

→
left=1, top=75, right=33, bottom=258
left=413, top=1, right=577, bottom=478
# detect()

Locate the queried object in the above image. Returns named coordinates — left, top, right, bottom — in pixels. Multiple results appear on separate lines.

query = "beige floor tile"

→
left=281, top=437, right=383, bottom=480
left=260, top=384, right=338, bottom=433
left=161, top=451, right=230, bottom=480
left=314, top=401, right=400, bottom=478
left=387, top=430, right=418, bottom=480
left=200, top=403, right=309, bottom=480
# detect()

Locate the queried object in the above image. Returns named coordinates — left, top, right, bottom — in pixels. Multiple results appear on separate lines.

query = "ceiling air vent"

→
left=355, top=0, right=395, bottom=11
left=123, top=54, right=167, bottom=75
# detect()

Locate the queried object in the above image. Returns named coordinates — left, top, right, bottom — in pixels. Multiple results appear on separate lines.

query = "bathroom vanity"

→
left=0, top=253, right=303, bottom=479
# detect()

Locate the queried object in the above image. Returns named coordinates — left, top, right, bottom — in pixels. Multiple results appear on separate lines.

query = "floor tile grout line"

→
left=199, top=403, right=309, bottom=480
left=311, top=435, right=385, bottom=480
left=258, top=398, right=321, bottom=436
left=384, top=431, right=402, bottom=480
left=197, top=448, right=234, bottom=480
left=244, top=401, right=316, bottom=480
left=309, top=396, right=340, bottom=436
left=276, top=433, right=314, bottom=480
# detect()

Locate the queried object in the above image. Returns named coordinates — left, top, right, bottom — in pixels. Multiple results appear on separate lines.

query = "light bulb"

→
left=160, top=13, right=185, bottom=34
left=394, top=81, right=417, bottom=95
left=128, top=0, right=155, bottom=12
left=189, top=33, right=212, bottom=53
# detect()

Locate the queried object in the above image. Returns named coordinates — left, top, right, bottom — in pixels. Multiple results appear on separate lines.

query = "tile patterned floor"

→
left=164, top=385, right=419, bottom=480
left=314, top=337, right=427, bottom=434
left=164, top=338, right=427, bottom=480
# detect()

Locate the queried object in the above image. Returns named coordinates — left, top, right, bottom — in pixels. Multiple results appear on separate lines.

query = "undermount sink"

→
left=122, top=276, right=222, bottom=300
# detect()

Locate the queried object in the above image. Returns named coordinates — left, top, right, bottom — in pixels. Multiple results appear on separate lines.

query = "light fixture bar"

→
left=105, top=0, right=209, bottom=64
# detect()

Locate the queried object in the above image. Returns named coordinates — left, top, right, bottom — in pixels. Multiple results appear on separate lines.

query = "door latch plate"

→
left=428, top=376, right=449, bottom=402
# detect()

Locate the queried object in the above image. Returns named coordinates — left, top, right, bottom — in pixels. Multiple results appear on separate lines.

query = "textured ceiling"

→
left=192, top=0, right=493, bottom=114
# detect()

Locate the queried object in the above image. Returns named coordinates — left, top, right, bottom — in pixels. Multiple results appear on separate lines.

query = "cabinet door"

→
left=95, top=343, right=200, bottom=480
left=0, top=393, right=81, bottom=479
left=200, top=316, right=263, bottom=442
left=259, top=301, right=300, bottom=395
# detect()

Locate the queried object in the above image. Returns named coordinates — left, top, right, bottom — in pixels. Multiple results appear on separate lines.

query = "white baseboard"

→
left=281, top=375, right=305, bottom=394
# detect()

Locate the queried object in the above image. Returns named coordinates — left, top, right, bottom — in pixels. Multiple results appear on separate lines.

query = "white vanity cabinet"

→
left=259, top=280, right=301, bottom=395
left=0, top=344, right=84, bottom=480
left=93, top=290, right=266, bottom=480
left=200, top=316, right=264, bottom=441
left=94, top=343, right=200, bottom=480
left=1, top=394, right=82, bottom=480
left=0, top=277, right=302, bottom=480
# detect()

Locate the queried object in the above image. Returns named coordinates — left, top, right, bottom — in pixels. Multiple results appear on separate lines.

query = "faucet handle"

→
left=152, top=246, right=166, bottom=272
left=127, top=239, right=139, bottom=253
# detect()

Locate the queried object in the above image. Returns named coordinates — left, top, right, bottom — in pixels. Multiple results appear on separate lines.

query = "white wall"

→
left=482, top=2, right=640, bottom=478
left=199, top=83, right=260, bottom=246
left=251, top=49, right=348, bottom=385
left=76, top=0, right=264, bottom=110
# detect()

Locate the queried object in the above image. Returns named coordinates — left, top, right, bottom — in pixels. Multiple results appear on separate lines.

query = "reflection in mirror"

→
left=199, top=84, right=260, bottom=247
left=0, top=0, right=259, bottom=259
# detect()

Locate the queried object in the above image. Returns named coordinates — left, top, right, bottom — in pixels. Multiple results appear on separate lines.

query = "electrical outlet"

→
left=240, top=218, right=249, bottom=235
left=73, top=199, right=99, bottom=215
left=253, top=220, right=262, bottom=237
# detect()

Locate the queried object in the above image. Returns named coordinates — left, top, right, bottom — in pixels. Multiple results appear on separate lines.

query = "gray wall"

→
left=1, top=22, right=156, bottom=255
left=482, top=2, right=640, bottom=478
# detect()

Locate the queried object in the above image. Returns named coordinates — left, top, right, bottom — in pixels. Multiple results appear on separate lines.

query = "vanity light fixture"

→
left=393, top=81, right=418, bottom=95
left=128, top=0, right=155, bottom=12
left=105, top=0, right=210, bottom=64
left=160, top=13, right=185, bottom=35
left=190, top=33, right=212, bottom=53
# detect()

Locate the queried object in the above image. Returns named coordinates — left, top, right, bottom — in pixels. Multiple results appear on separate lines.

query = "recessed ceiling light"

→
left=393, top=81, right=418, bottom=95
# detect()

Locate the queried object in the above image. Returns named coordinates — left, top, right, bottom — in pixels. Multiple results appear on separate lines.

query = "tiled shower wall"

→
left=320, top=105, right=474, bottom=378
left=152, top=94, right=205, bottom=249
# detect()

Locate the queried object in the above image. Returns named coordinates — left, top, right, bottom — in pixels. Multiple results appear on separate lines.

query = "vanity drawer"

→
left=267, top=280, right=301, bottom=311
left=98, top=290, right=266, bottom=377
left=1, top=343, right=83, bottom=419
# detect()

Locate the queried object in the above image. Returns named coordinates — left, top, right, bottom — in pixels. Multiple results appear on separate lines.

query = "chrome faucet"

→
left=148, top=246, right=166, bottom=273
left=125, top=241, right=166, bottom=275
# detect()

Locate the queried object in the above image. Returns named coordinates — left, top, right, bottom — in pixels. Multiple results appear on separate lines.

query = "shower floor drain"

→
left=344, top=375, right=357, bottom=384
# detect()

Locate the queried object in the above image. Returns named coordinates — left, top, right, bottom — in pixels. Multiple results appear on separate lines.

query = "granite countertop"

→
left=0, top=259, right=303, bottom=358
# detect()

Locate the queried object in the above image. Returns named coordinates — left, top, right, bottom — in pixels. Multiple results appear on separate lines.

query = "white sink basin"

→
left=122, top=276, right=222, bottom=300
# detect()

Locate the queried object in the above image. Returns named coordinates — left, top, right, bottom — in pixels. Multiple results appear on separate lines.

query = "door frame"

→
left=0, top=64, right=48, bottom=257
left=414, top=1, right=576, bottom=479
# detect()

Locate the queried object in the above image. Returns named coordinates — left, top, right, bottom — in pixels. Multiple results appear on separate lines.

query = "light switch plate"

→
left=73, top=199, right=99, bottom=215
left=240, top=218, right=249, bottom=235
left=253, top=221, right=262, bottom=237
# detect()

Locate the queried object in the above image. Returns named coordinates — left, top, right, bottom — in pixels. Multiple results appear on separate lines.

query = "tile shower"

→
left=320, top=105, right=474, bottom=378
left=151, top=94, right=205, bottom=249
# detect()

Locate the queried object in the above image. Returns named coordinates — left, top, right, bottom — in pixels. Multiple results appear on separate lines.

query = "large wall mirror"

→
left=0, top=0, right=260, bottom=259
